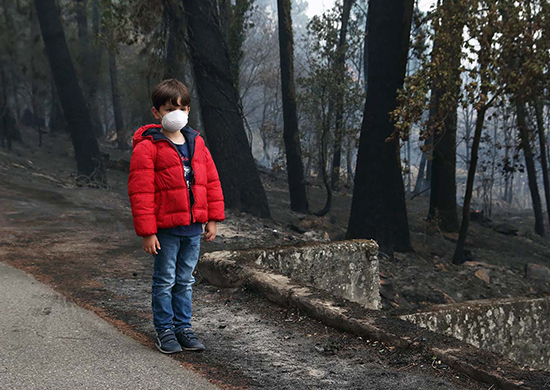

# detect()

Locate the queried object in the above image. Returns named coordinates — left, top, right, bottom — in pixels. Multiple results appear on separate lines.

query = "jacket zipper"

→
left=151, top=136, right=195, bottom=225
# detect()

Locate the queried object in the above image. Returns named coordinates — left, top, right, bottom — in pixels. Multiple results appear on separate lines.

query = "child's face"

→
left=151, top=96, right=190, bottom=121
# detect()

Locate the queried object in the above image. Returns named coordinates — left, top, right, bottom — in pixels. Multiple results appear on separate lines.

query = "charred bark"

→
left=163, top=3, right=203, bottom=131
left=453, top=107, right=488, bottom=264
left=34, top=0, right=105, bottom=183
left=108, top=48, right=125, bottom=150
left=346, top=0, right=413, bottom=256
left=331, top=0, right=355, bottom=191
left=534, top=99, right=550, bottom=225
left=276, top=0, right=310, bottom=213
left=413, top=151, right=427, bottom=195
left=182, top=0, right=270, bottom=217
left=517, top=100, right=545, bottom=236
left=426, top=0, right=464, bottom=232
left=73, top=0, right=103, bottom=137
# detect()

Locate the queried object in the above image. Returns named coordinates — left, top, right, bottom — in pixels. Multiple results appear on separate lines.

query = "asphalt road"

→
left=0, top=262, right=220, bottom=390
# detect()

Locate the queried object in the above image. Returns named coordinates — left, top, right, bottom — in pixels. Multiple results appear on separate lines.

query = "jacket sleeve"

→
left=128, top=141, right=158, bottom=237
left=204, top=146, right=225, bottom=222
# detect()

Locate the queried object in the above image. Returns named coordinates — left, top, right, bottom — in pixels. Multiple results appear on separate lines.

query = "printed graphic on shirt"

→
left=183, top=160, right=192, bottom=189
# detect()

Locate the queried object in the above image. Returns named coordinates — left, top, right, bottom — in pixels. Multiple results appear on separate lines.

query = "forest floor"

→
left=1, top=126, right=549, bottom=389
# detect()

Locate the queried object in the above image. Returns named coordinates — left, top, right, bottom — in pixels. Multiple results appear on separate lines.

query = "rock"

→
left=492, top=223, right=518, bottom=236
left=474, top=268, right=491, bottom=284
left=442, top=233, right=459, bottom=242
left=288, top=224, right=307, bottom=234
left=525, top=263, right=550, bottom=281
left=302, top=231, right=328, bottom=241
left=442, top=233, right=473, bottom=245
left=303, top=231, right=318, bottom=240
left=464, top=261, right=504, bottom=271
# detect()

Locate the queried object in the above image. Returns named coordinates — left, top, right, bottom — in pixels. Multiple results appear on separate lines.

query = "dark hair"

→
left=151, top=79, right=191, bottom=110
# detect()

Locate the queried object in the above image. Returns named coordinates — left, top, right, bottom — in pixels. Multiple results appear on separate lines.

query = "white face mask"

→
left=161, top=109, right=188, bottom=132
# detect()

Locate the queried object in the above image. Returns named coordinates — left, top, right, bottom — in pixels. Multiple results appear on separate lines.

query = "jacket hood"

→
left=132, top=123, right=201, bottom=159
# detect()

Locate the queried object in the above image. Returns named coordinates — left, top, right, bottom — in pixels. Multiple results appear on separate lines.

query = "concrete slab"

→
left=0, top=262, right=220, bottom=390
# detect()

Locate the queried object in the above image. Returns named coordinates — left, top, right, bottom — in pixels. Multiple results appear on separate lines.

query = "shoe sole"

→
left=182, top=346, right=205, bottom=351
left=155, top=341, right=182, bottom=354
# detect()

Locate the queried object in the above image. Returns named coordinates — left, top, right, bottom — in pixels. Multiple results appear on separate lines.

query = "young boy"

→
left=128, top=79, right=225, bottom=354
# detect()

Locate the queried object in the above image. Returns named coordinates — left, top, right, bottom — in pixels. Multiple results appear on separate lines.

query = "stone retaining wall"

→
left=200, top=239, right=381, bottom=310
left=400, top=296, right=550, bottom=371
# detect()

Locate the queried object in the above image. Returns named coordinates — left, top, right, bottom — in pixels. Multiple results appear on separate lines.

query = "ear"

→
left=151, top=106, right=161, bottom=120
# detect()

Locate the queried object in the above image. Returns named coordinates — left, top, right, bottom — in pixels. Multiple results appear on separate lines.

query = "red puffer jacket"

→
left=128, top=124, right=225, bottom=237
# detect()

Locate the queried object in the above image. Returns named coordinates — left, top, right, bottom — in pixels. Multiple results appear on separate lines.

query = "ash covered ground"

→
left=3, top=127, right=548, bottom=388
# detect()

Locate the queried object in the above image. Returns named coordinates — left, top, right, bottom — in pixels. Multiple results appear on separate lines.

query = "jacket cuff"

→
left=134, top=214, right=157, bottom=237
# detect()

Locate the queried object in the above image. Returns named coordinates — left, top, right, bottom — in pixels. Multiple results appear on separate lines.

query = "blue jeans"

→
left=152, top=232, right=201, bottom=333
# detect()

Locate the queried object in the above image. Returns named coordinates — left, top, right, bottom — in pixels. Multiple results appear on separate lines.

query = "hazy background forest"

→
left=2, top=0, right=550, bottom=302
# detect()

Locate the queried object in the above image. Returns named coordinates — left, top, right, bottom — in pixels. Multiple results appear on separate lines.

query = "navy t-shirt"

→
left=157, top=138, right=203, bottom=236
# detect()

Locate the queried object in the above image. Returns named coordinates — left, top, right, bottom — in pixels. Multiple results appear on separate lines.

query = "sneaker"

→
left=155, top=329, right=182, bottom=354
left=175, top=328, right=205, bottom=351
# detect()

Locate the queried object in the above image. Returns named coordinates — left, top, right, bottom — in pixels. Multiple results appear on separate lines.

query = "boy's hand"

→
left=203, top=221, right=217, bottom=242
left=143, top=234, right=161, bottom=255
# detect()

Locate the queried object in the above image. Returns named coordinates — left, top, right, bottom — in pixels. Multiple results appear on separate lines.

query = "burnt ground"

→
left=0, top=126, right=547, bottom=388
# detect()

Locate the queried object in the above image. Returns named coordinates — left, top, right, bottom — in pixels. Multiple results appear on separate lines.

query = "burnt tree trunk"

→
left=331, top=0, right=355, bottom=191
left=276, top=0, right=310, bottom=213
left=227, top=0, right=251, bottom=91
left=454, top=107, right=488, bottom=263
left=346, top=138, right=354, bottom=183
left=1, top=0, right=22, bottom=122
left=534, top=99, right=550, bottom=225
left=73, top=0, right=103, bottom=136
left=108, top=48, right=125, bottom=150
left=425, top=133, right=433, bottom=193
left=346, top=0, right=413, bottom=256
left=503, top=108, right=513, bottom=203
left=427, top=0, right=464, bottom=232
left=362, top=7, right=369, bottom=94
left=407, top=138, right=412, bottom=192
left=34, top=0, right=105, bottom=182
left=517, top=100, right=545, bottom=236
left=182, top=0, right=270, bottom=217
left=30, top=6, right=47, bottom=146
left=453, top=23, right=495, bottom=264
left=314, top=89, right=333, bottom=216
left=164, top=2, right=185, bottom=80
left=0, top=68, right=6, bottom=149
left=163, top=3, right=203, bottom=131
left=413, top=150, right=427, bottom=195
